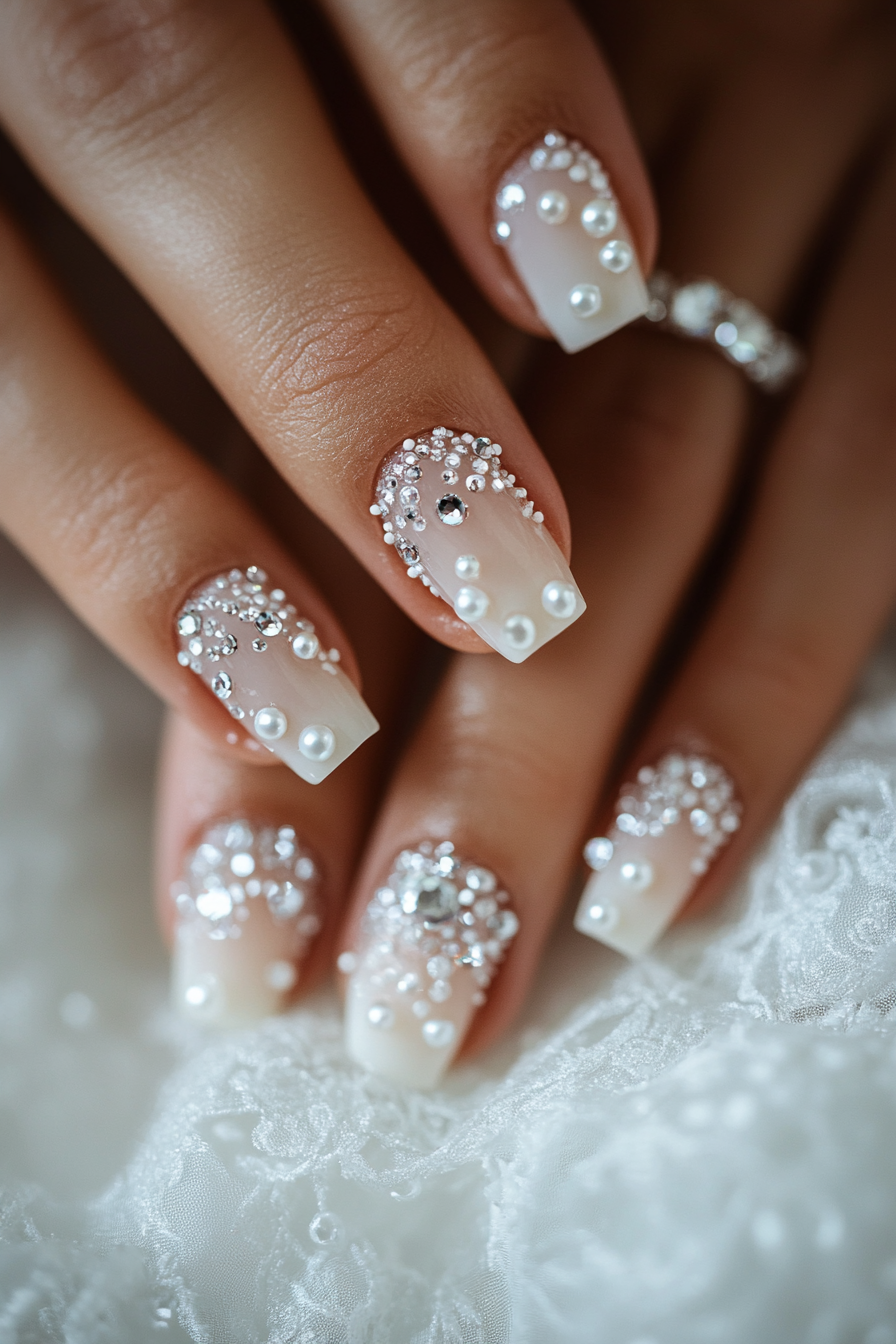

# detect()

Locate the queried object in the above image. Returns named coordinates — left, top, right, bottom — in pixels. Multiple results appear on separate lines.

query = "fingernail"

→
left=373, top=429, right=585, bottom=662
left=176, top=566, right=378, bottom=784
left=342, top=841, right=519, bottom=1088
left=171, top=819, right=322, bottom=1025
left=494, top=130, right=648, bottom=354
left=574, top=751, right=742, bottom=957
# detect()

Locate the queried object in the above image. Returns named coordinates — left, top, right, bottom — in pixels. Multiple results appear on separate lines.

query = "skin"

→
left=1, top=0, right=895, bottom=1065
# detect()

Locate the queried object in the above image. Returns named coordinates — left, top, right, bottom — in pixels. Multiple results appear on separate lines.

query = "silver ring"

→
left=644, top=270, right=805, bottom=394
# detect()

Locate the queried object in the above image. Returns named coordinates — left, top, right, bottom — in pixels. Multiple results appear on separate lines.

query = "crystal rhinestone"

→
left=465, top=474, right=486, bottom=492
left=298, top=725, right=335, bottom=761
left=569, top=283, right=602, bottom=318
left=427, top=956, right=452, bottom=980
left=188, top=637, right=204, bottom=657
left=178, top=611, right=201, bottom=637
left=437, top=494, right=466, bottom=526
left=399, top=485, right=420, bottom=507
left=254, top=706, right=287, bottom=740
left=620, top=860, right=653, bottom=891
left=530, top=147, right=548, bottom=169
left=495, top=909, right=519, bottom=941
left=454, top=555, right=480, bottom=580
left=587, top=902, right=619, bottom=930
left=502, top=613, right=536, bottom=651
left=714, top=321, right=738, bottom=348
left=211, top=672, right=232, bottom=700
left=255, top=612, right=283, bottom=637
left=541, top=580, right=577, bottom=619
left=494, top=220, right=511, bottom=241
left=397, top=973, right=419, bottom=994
left=599, top=239, right=633, bottom=273
left=671, top=281, right=722, bottom=336
left=721, top=812, right=741, bottom=833
left=367, top=1003, right=394, bottom=1030
left=690, top=808, right=714, bottom=836
left=422, top=1019, right=456, bottom=1049
left=196, top=888, right=232, bottom=921
left=580, top=199, right=617, bottom=237
left=429, top=980, right=452, bottom=1002
left=496, top=183, right=525, bottom=210
left=536, top=189, right=569, bottom=224
left=398, top=873, right=459, bottom=923
left=268, top=884, right=303, bottom=917
left=472, top=437, right=490, bottom=453
left=396, top=538, right=420, bottom=565
left=464, top=866, right=496, bottom=892
left=442, top=469, right=458, bottom=485
left=252, top=638, right=267, bottom=652
left=404, top=466, right=421, bottom=481
left=454, top=587, right=489, bottom=622
left=291, top=631, right=320, bottom=660
left=584, top=837, right=614, bottom=870
left=230, top=852, right=255, bottom=877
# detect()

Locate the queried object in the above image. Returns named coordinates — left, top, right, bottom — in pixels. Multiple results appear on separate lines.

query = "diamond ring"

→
left=643, top=271, right=805, bottom=394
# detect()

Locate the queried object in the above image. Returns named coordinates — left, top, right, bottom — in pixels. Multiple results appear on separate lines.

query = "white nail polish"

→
left=343, top=841, right=519, bottom=1088
left=171, top=820, right=322, bottom=1026
left=494, top=131, right=648, bottom=353
left=373, top=430, right=585, bottom=662
left=176, top=567, right=378, bottom=784
left=575, top=752, right=742, bottom=957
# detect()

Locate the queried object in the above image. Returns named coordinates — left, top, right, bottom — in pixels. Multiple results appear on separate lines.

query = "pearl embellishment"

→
left=298, top=724, right=335, bottom=761
left=254, top=706, right=287, bottom=741
left=569, top=284, right=602, bottom=318
left=454, top=587, right=489, bottom=622
left=542, top=580, right=578, bottom=619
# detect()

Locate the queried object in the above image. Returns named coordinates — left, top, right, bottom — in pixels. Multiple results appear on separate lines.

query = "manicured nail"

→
left=372, top=429, right=585, bottom=662
left=176, top=566, right=378, bottom=784
left=574, top=751, right=742, bottom=957
left=171, top=819, right=322, bottom=1025
left=341, top=842, right=519, bottom=1088
left=493, top=130, right=648, bottom=354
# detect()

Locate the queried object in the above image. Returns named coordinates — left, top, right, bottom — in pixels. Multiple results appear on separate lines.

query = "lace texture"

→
left=2, top=540, right=896, bottom=1343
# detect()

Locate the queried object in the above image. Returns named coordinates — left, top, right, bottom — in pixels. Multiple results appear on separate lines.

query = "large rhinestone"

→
left=437, top=494, right=466, bottom=526
left=398, top=873, right=460, bottom=923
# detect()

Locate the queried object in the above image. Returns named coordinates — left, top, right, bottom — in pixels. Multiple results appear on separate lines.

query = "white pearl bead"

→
left=569, top=283, right=602, bottom=318
left=254, top=706, right=287, bottom=740
left=620, top=860, right=653, bottom=891
left=291, top=631, right=320, bottom=660
left=502, top=614, right=536, bottom=650
left=422, top=1019, right=456, bottom=1049
left=584, top=837, right=613, bottom=871
left=367, top=1003, right=394, bottom=1030
left=454, top=587, right=489, bottom=622
left=454, top=555, right=480, bottom=580
left=580, top=199, right=617, bottom=237
left=599, top=239, right=633, bottom=273
left=298, top=724, right=335, bottom=761
left=541, top=580, right=577, bottom=619
left=587, top=902, right=619, bottom=930
left=497, top=183, right=525, bottom=210
left=536, top=189, right=569, bottom=224
left=230, top=852, right=255, bottom=877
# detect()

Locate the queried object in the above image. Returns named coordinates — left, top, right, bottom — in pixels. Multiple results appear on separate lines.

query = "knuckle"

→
left=23, top=0, right=241, bottom=141
left=249, top=275, right=440, bottom=476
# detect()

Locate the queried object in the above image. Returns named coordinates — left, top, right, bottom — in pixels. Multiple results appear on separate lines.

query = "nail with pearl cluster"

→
left=373, top=429, right=585, bottom=662
left=574, top=750, right=742, bottom=956
left=175, top=566, right=378, bottom=784
left=171, top=819, right=323, bottom=1025
left=341, top=842, right=519, bottom=1088
left=493, top=131, right=648, bottom=352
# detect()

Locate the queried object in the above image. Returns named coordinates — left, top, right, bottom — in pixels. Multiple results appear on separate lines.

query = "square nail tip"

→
left=345, top=1017, right=452, bottom=1090
left=551, top=287, right=650, bottom=354
left=573, top=900, right=664, bottom=959
left=474, top=594, right=587, bottom=662
left=270, top=705, right=379, bottom=785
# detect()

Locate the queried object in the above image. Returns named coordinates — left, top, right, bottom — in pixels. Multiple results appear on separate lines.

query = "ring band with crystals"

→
left=644, top=271, right=805, bottom=393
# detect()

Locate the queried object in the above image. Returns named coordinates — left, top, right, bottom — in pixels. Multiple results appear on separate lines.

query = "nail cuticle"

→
left=372, top=429, right=585, bottom=662
left=175, top=565, right=378, bottom=784
left=342, top=840, right=519, bottom=1088
left=575, top=750, right=743, bottom=957
left=171, top=818, right=323, bottom=1026
left=493, top=130, right=648, bottom=353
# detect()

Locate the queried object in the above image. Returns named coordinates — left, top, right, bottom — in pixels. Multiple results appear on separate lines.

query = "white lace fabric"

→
left=2, top=538, right=896, bottom=1343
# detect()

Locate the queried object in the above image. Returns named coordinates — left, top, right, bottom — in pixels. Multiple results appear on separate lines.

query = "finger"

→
left=320, top=0, right=657, bottom=348
left=335, top=329, right=747, bottom=1088
left=157, top=711, right=371, bottom=1024
left=0, top=0, right=586, bottom=660
left=576, top=138, right=896, bottom=958
left=0, top=206, right=377, bottom=783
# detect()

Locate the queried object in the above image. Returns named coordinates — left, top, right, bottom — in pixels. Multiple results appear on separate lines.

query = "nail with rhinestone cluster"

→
left=175, top=567, right=378, bottom=784
left=171, top=819, right=322, bottom=1026
left=372, top=429, right=584, bottom=662
left=574, top=751, right=742, bottom=957
left=342, top=842, right=519, bottom=1088
left=493, top=131, right=648, bottom=353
